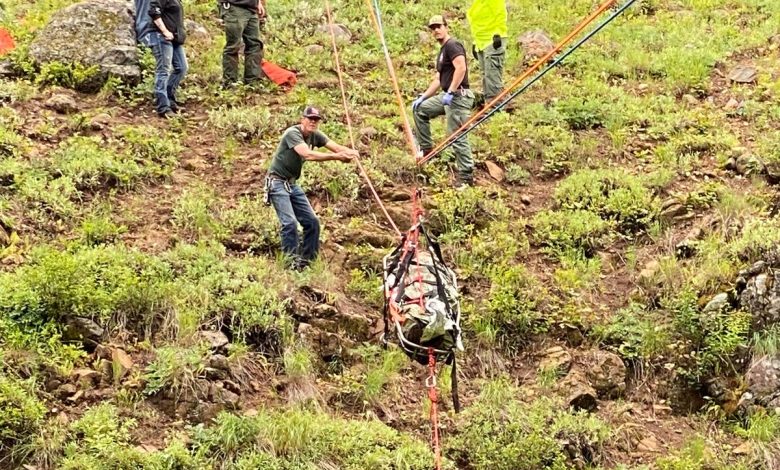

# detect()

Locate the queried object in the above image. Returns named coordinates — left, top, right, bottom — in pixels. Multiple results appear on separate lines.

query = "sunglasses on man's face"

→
left=429, top=24, right=444, bottom=31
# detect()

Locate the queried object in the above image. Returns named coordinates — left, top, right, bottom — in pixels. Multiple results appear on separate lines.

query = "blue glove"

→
left=442, top=92, right=454, bottom=106
left=412, top=95, right=425, bottom=110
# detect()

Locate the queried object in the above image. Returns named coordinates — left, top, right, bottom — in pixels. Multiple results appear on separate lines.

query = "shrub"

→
left=172, top=184, right=226, bottom=241
left=50, top=136, right=141, bottom=190
left=447, top=380, right=610, bottom=469
left=532, top=209, right=614, bottom=256
left=207, top=106, right=272, bottom=141
left=553, top=168, right=656, bottom=233
left=0, top=377, right=46, bottom=457
left=143, top=344, right=208, bottom=396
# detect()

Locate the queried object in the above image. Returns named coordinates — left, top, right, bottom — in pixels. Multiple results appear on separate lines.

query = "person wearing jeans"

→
left=147, top=0, right=188, bottom=118
left=266, top=106, right=358, bottom=270
left=467, top=0, right=508, bottom=105
left=412, top=15, right=475, bottom=188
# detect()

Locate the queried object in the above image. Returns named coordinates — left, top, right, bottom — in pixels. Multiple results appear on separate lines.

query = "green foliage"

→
left=346, top=268, right=383, bottom=308
left=51, top=136, right=142, bottom=191
left=35, top=61, right=100, bottom=91
left=221, top=195, right=279, bottom=252
left=0, top=376, right=46, bottom=457
left=358, top=346, right=407, bottom=404
left=593, top=303, right=670, bottom=362
left=207, top=106, right=272, bottom=141
left=655, top=437, right=729, bottom=470
left=143, top=344, right=208, bottom=396
left=553, top=168, right=656, bottom=233
left=533, top=209, right=614, bottom=255
left=447, top=379, right=610, bottom=469
left=431, top=187, right=511, bottom=243
left=172, top=184, right=226, bottom=241
left=555, top=96, right=607, bottom=130
left=79, top=213, right=127, bottom=246
left=734, top=410, right=780, bottom=444
left=457, top=220, right=529, bottom=278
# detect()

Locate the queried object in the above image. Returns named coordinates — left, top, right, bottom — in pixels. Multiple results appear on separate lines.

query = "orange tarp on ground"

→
left=0, top=28, right=15, bottom=56
left=261, top=60, right=296, bottom=88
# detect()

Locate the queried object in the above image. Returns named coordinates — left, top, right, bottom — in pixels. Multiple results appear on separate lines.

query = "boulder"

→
left=485, top=161, right=505, bottom=182
left=539, top=346, right=572, bottom=374
left=558, top=369, right=598, bottom=412
left=744, top=354, right=780, bottom=407
left=29, top=0, right=140, bottom=91
left=196, top=330, right=230, bottom=350
left=584, top=350, right=627, bottom=399
left=518, top=30, right=555, bottom=61
left=184, top=19, right=209, bottom=41
left=63, top=316, right=104, bottom=345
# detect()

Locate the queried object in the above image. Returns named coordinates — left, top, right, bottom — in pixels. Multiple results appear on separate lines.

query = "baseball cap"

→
left=302, top=105, right=323, bottom=120
left=427, top=15, right=446, bottom=27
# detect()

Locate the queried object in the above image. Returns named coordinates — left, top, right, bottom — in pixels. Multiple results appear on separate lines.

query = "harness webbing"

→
left=419, top=0, right=627, bottom=165
left=324, top=0, right=402, bottom=238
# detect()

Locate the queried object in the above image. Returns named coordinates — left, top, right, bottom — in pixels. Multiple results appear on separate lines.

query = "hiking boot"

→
left=170, top=101, right=185, bottom=114
left=158, top=110, right=176, bottom=120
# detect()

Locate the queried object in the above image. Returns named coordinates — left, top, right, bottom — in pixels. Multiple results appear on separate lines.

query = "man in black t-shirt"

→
left=266, top=106, right=358, bottom=270
left=412, top=14, right=476, bottom=188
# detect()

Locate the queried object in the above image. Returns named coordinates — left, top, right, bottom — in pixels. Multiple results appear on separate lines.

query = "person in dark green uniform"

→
left=218, top=0, right=264, bottom=86
left=266, top=106, right=358, bottom=270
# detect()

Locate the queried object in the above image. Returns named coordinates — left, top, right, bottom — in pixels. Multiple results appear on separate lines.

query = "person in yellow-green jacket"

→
left=467, top=0, right=508, bottom=106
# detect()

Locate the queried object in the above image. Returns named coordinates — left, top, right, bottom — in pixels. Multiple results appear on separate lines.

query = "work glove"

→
left=472, top=44, right=478, bottom=60
left=412, top=94, right=426, bottom=111
left=441, top=92, right=454, bottom=106
left=492, top=34, right=502, bottom=50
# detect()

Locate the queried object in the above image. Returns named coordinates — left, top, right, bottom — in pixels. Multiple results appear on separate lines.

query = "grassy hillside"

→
left=1, top=0, right=780, bottom=468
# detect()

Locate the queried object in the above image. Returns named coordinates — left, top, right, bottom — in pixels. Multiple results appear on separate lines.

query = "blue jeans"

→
left=268, top=180, right=320, bottom=266
left=141, top=32, right=187, bottom=114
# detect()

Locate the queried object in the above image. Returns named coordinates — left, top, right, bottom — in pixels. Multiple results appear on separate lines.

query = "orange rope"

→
left=418, top=0, right=618, bottom=165
left=325, top=0, right=401, bottom=237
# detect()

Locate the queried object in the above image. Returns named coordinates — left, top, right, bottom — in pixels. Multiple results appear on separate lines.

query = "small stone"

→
left=208, top=354, right=230, bottom=371
left=585, top=350, right=627, bottom=399
left=55, top=383, right=78, bottom=400
left=311, top=303, right=339, bottom=319
left=196, top=330, right=230, bottom=350
left=317, top=24, right=351, bottom=42
left=485, top=161, right=505, bottom=182
left=637, top=435, right=661, bottom=453
left=211, top=385, right=240, bottom=410
left=724, top=98, right=740, bottom=110
left=732, top=442, right=752, bottom=455
left=682, top=94, right=698, bottom=105
left=728, top=65, right=758, bottom=84
left=111, top=348, right=134, bottom=380
left=72, top=368, right=100, bottom=389
left=66, top=390, right=84, bottom=403
left=703, top=292, right=729, bottom=314
left=44, top=93, right=78, bottom=114
left=520, top=195, right=532, bottom=205
left=88, top=113, right=111, bottom=131
left=305, top=44, right=325, bottom=55
left=539, top=346, right=572, bottom=374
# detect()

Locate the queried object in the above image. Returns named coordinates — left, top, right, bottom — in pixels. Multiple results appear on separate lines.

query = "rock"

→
left=66, top=390, right=84, bottom=403
left=765, top=162, right=780, bottom=185
left=335, top=311, right=372, bottom=339
left=727, top=65, right=757, bottom=84
left=734, top=153, right=765, bottom=176
left=745, top=354, right=780, bottom=406
left=703, top=292, right=730, bottom=314
left=539, top=346, right=572, bottom=374
left=0, top=60, right=15, bottom=78
left=518, top=30, right=555, bottom=61
left=638, top=260, right=660, bottom=286
left=208, top=354, right=230, bottom=371
left=724, top=98, right=741, bottom=110
left=88, top=113, right=112, bottom=131
left=55, top=383, right=78, bottom=400
left=558, top=369, right=598, bottom=412
left=359, top=126, right=378, bottom=141
left=299, top=285, right=330, bottom=303
left=111, top=348, right=134, bottom=380
left=520, top=195, right=532, bottom=206
left=44, top=93, right=78, bottom=114
left=29, top=0, right=140, bottom=92
left=311, top=303, right=339, bottom=319
left=205, top=367, right=228, bottom=381
left=658, top=199, right=690, bottom=223
left=223, top=379, right=241, bottom=394
left=740, top=268, right=780, bottom=330
left=305, top=44, right=325, bottom=55
left=383, top=189, right=412, bottom=202
left=45, top=379, right=63, bottom=393
left=485, top=161, right=505, bottom=182
left=210, top=384, right=240, bottom=410
left=317, top=24, right=351, bottom=42
left=62, top=316, right=104, bottom=345
left=724, top=157, right=737, bottom=172
left=72, top=368, right=100, bottom=389
left=682, top=94, right=698, bottom=105
left=196, top=330, right=230, bottom=350
left=732, top=442, right=752, bottom=455
left=184, top=19, right=209, bottom=41
left=0, top=224, right=8, bottom=246
left=585, top=351, right=627, bottom=399
left=637, top=435, right=661, bottom=453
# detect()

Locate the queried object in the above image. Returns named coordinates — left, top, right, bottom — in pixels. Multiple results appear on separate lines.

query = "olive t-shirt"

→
left=268, top=125, right=330, bottom=180
left=437, top=38, right=469, bottom=92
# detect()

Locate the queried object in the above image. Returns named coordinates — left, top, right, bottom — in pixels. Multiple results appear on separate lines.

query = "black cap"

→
left=302, top=105, right=323, bottom=120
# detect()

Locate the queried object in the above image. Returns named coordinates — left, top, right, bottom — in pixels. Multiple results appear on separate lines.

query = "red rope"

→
left=324, top=0, right=402, bottom=237
left=427, top=348, right=442, bottom=470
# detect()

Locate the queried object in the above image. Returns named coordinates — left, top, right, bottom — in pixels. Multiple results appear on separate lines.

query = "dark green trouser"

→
left=220, top=3, right=264, bottom=84
left=476, top=37, right=506, bottom=103
left=413, top=90, right=475, bottom=181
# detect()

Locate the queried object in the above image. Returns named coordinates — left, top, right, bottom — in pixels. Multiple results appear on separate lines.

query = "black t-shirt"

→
left=268, top=125, right=330, bottom=180
left=149, top=0, right=187, bottom=44
left=436, top=38, right=469, bottom=91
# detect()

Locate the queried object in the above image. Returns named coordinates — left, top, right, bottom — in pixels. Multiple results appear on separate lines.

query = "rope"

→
left=363, top=0, right=420, bottom=161
left=419, top=0, right=619, bottom=165
left=324, top=0, right=402, bottom=237
left=427, top=348, right=442, bottom=470
left=419, top=0, right=638, bottom=164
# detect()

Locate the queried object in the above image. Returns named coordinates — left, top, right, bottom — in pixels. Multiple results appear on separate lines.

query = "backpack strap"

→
left=451, top=353, right=461, bottom=413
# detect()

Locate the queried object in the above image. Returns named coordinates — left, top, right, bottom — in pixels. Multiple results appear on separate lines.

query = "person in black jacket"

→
left=219, top=0, right=264, bottom=87
left=145, top=0, right=188, bottom=118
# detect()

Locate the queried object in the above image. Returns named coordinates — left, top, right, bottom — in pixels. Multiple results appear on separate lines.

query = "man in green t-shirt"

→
left=266, top=106, right=358, bottom=270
